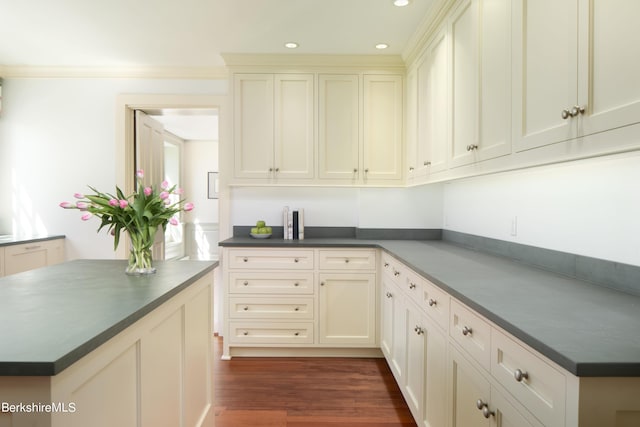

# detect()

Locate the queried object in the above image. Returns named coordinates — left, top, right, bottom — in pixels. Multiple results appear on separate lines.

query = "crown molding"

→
left=221, top=53, right=406, bottom=72
left=0, top=65, right=229, bottom=80
left=401, top=0, right=456, bottom=68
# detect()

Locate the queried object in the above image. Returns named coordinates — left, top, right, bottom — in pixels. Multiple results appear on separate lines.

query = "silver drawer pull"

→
left=243, top=306, right=249, bottom=311
left=25, top=245, right=42, bottom=250
left=294, top=258, right=299, bottom=263
left=428, top=298, right=437, bottom=307
left=243, top=257, right=248, bottom=262
left=462, top=326, right=473, bottom=336
left=514, top=368, right=529, bottom=382
left=294, top=332, right=300, bottom=336
left=243, top=281, right=249, bottom=286
left=294, top=307, right=299, bottom=311
left=344, top=258, right=349, bottom=263
left=294, top=282, right=299, bottom=287
left=243, top=331, right=248, bottom=336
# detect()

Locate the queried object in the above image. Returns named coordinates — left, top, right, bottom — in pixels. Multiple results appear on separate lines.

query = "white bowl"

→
left=250, top=233, right=272, bottom=239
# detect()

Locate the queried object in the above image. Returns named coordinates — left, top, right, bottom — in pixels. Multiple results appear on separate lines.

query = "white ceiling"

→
left=1, top=0, right=434, bottom=68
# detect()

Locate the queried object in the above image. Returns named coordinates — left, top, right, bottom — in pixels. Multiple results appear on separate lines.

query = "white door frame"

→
left=115, top=93, right=230, bottom=260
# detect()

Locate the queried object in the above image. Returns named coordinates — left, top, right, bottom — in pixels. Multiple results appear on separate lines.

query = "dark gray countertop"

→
left=0, top=234, right=65, bottom=247
left=220, top=237, right=640, bottom=377
left=0, top=259, right=217, bottom=376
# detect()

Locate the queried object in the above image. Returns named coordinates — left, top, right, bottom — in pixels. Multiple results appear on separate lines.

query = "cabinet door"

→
left=449, top=0, right=479, bottom=167
left=512, top=0, right=579, bottom=151
left=0, top=247, right=4, bottom=277
left=233, top=74, right=274, bottom=178
left=417, top=28, right=449, bottom=175
left=405, top=303, right=426, bottom=420
left=450, top=0, right=511, bottom=168
left=363, top=74, right=403, bottom=182
left=318, top=273, right=376, bottom=345
left=274, top=74, right=315, bottom=179
left=318, top=74, right=360, bottom=180
left=449, top=345, right=492, bottom=427
left=380, top=276, right=407, bottom=381
left=579, top=0, right=640, bottom=138
left=405, top=66, right=419, bottom=183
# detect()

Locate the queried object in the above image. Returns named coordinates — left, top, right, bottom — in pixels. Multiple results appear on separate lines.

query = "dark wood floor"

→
left=213, top=337, right=417, bottom=427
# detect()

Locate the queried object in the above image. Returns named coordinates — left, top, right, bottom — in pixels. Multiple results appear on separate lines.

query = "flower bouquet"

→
left=60, top=170, right=193, bottom=275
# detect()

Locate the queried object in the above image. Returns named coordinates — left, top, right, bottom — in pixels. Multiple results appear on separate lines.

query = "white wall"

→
left=0, top=77, right=227, bottom=260
left=230, top=185, right=444, bottom=230
left=442, top=152, right=640, bottom=266
left=184, top=140, right=219, bottom=224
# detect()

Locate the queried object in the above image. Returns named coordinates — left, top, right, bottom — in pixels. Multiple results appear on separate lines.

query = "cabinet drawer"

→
left=421, top=278, right=449, bottom=331
left=228, top=322, right=314, bottom=344
left=450, top=299, right=491, bottom=370
left=403, top=267, right=424, bottom=307
left=228, top=272, right=314, bottom=294
left=4, top=239, right=64, bottom=276
left=319, top=249, right=376, bottom=271
left=227, top=249, right=314, bottom=270
left=491, top=329, right=566, bottom=427
left=381, top=252, right=403, bottom=282
left=229, top=297, right=314, bottom=320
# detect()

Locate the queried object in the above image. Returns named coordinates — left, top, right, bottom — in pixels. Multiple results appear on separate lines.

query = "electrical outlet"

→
left=510, top=216, right=518, bottom=236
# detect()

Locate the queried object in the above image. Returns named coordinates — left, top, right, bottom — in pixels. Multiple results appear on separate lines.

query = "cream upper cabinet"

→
left=362, top=74, right=404, bottom=183
left=416, top=27, right=449, bottom=178
left=318, top=74, right=360, bottom=181
left=449, top=0, right=511, bottom=168
left=317, top=73, right=403, bottom=185
left=513, top=0, right=640, bottom=153
left=233, top=73, right=314, bottom=180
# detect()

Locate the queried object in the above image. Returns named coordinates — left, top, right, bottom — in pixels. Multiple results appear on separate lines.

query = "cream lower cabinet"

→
left=222, top=247, right=378, bottom=358
left=379, top=250, right=640, bottom=427
left=3, top=238, right=65, bottom=276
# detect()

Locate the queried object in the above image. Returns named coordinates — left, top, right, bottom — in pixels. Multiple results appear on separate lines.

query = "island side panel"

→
left=44, top=272, right=214, bottom=427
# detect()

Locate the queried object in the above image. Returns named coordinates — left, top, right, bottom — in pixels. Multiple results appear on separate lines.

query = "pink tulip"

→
left=74, top=193, right=84, bottom=199
left=144, top=186, right=152, bottom=196
left=81, top=212, right=93, bottom=221
left=170, top=217, right=179, bottom=226
left=184, top=202, right=194, bottom=212
left=161, top=180, right=169, bottom=190
left=175, top=188, right=184, bottom=195
left=136, top=170, right=144, bottom=179
left=159, top=191, right=169, bottom=200
left=76, top=202, right=89, bottom=210
left=119, top=200, right=129, bottom=209
left=108, top=198, right=118, bottom=207
left=59, top=201, right=73, bottom=209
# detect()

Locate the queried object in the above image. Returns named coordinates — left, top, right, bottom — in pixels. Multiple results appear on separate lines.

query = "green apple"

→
left=258, top=227, right=269, bottom=234
left=256, top=220, right=266, bottom=228
left=251, top=227, right=259, bottom=234
left=264, top=226, right=272, bottom=234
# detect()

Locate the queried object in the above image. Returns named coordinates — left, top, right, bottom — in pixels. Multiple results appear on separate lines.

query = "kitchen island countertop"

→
left=0, top=259, right=217, bottom=376
left=220, top=237, right=640, bottom=377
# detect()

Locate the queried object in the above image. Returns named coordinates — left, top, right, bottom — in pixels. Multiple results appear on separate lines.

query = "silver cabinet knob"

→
left=243, top=257, right=248, bottom=262
left=466, top=144, right=479, bottom=151
left=364, top=168, right=369, bottom=173
left=514, top=368, right=529, bottom=382
left=294, top=282, right=299, bottom=287
left=462, top=325, right=473, bottom=336
left=275, top=167, right=280, bottom=172
left=243, top=306, right=249, bottom=311
left=393, top=270, right=400, bottom=277
left=409, top=283, right=416, bottom=290
left=476, top=400, right=494, bottom=418
left=243, top=331, right=248, bottom=336
left=385, top=292, right=393, bottom=298
left=409, top=167, right=415, bottom=172
left=294, top=332, right=299, bottom=336
left=384, top=262, right=389, bottom=267
left=424, top=160, right=431, bottom=166
left=243, top=281, right=249, bottom=286
left=414, top=326, right=424, bottom=335
left=353, top=168, right=358, bottom=173
left=344, top=258, right=350, bottom=263
left=320, top=282, right=325, bottom=286
left=269, top=167, right=273, bottom=172
left=294, top=258, right=299, bottom=263
left=561, top=109, right=571, bottom=119
left=428, top=298, right=437, bottom=307
left=294, top=307, right=300, bottom=311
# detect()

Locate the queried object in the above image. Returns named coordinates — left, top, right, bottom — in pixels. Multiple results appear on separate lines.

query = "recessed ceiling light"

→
left=393, top=0, right=411, bottom=6
left=284, top=42, right=299, bottom=49
left=376, top=43, right=389, bottom=50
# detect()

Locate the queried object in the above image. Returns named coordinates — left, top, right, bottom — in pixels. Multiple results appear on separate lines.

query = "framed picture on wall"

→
left=208, top=172, right=219, bottom=199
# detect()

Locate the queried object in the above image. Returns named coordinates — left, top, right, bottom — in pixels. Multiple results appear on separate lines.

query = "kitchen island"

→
left=0, top=259, right=216, bottom=427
